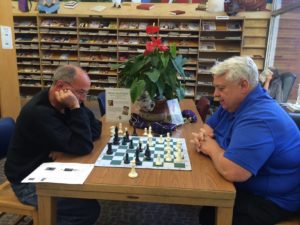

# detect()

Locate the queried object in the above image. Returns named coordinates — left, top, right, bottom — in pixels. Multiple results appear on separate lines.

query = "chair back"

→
left=289, top=112, right=300, bottom=130
left=0, top=117, right=15, bottom=159
left=196, top=96, right=210, bottom=122
left=97, top=92, right=106, bottom=116
left=281, top=72, right=296, bottom=103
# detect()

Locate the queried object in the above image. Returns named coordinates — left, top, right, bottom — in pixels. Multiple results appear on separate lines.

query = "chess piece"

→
left=135, top=148, right=142, bottom=165
left=132, top=126, right=138, bottom=136
left=143, top=127, right=147, bottom=136
left=148, top=135, right=153, bottom=147
left=144, top=144, right=151, bottom=161
left=118, top=122, right=123, bottom=135
left=113, top=131, right=119, bottom=145
left=166, top=132, right=171, bottom=142
left=138, top=141, right=143, bottom=152
left=124, top=152, right=130, bottom=164
left=174, top=149, right=182, bottom=163
left=110, top=126, right=115, bottom=137
left=122, top=137, right=127, bottom=145
left=159, top=134, right=163, bottom=144
left=155, top=154, right=162, bottom=166
left=165, top=149, right=172, bottom=162
left=148, top=126, right=152, bottom=138
left=125, top=128, right=130, bottom=142
left=129, top=139, right=134, bottom=149
left=106, top=142, right=113, bottom=155
left=128, top=160, right=138, bottom=178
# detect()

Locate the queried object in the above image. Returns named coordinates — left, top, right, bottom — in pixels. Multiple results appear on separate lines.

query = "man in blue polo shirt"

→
left=192, top=56, right=300, bottom=225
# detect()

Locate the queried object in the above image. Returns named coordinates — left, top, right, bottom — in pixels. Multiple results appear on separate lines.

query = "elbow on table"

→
left=221, top=169, right=251, bottom=183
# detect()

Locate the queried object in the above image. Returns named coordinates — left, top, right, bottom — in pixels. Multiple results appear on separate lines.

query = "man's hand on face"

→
left=55, top=89, right=80, bottom=110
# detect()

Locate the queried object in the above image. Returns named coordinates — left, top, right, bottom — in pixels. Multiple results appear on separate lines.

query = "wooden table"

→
left=36, top=99, right=235, bottom=225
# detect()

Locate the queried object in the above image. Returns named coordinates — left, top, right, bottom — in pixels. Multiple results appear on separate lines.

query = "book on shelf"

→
left=226, top=22, right=241, bottom=31
left=136, top=4, right=154, bottom=10
left=199, top=42, right=216, bottom=51
left=202, top=21, right=216, bottom=31
left=169, top=10, right=185, bottom=15
left=64, top=1, right=78, bottom=9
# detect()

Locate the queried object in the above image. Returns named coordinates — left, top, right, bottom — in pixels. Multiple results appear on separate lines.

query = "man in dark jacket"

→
left=5, top=65, right=102, bottom=225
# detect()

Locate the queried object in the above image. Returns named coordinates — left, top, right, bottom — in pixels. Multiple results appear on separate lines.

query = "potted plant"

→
left=112, top=25, right=188, bottom=121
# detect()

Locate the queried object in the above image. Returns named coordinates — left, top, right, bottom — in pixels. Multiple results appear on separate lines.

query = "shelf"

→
left=12, top=13, right=268, bottom=99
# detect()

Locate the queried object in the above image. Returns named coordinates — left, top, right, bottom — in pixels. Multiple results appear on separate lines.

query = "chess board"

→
left=95, top=136, right=192, bottom=171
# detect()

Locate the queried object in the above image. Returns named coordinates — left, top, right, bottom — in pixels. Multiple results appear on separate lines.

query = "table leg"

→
left=38, top=195, right=56, bottom=225
left=215, top=206, right=233, bottom=225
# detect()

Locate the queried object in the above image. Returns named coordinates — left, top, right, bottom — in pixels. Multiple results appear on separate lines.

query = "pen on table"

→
left=63, top=168, right=78, bottom=172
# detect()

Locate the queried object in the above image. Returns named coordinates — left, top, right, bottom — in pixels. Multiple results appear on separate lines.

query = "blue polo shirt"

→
left=207, top=85, right=300, bottom=212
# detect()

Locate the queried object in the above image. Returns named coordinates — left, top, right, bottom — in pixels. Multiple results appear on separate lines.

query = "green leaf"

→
left=156, top=78, right=165, bottom=97
left=130, top=79, right=145, bottom=103
left=171, top=55, right=187, bottom=77
left=145, top=68, right=160, bottom=83
left=176, top=86, right=186, bottom=101
left=160, top=52, right=169, bottom=68
left=169, top=43, right=177, bottom=58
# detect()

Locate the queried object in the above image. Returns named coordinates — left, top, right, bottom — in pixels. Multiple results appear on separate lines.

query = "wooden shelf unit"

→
left=12, top=2, right=270, bottom=99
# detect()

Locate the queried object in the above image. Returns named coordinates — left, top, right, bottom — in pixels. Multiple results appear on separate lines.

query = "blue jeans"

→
left=11, top=183, right=100, bottom=225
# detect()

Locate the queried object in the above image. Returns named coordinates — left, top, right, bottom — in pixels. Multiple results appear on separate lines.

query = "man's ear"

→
left=240, top=79, right=250, bottom=93
left=54, top=80, right=64, bottom=89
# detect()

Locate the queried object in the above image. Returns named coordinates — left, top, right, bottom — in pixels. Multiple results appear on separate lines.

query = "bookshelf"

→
left=197, top=19, right=243, bottom=99
left=12, top=2, right=270, bottom=100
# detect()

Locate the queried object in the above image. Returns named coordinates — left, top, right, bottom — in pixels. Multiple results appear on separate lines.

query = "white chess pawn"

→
left=148, top=126, right=153, bottom=138
left=148, top=135, right=153, bottom=147
left=110, top=126, right=115, bottom=137
left=143, top=127, right=148, bottom=136
left=166, top=132, right=171, bottom=142
left=118, top=123, right=123, bottom=135
left=159, top=134, right=163, bottom=144
left=165, top=149, right=172, bottom=162
left=155, top=154, right=162, bottom=166
left=174, top=150, right=182, bottom=163
left=128, top=160, right=138, bottom=178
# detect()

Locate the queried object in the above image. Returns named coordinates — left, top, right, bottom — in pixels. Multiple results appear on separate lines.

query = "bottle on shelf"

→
left=296, top=84, right=300, bottom=105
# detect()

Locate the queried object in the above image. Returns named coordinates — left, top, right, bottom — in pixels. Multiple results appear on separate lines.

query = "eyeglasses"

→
left=64, top=81, right=89, bottom=97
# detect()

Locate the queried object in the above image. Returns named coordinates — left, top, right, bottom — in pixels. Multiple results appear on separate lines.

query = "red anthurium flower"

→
left=144, top=41, right=156, bottom=55
left=158, top=44, right=169, bottom=52
left=146, top=25, right=160, bottom=34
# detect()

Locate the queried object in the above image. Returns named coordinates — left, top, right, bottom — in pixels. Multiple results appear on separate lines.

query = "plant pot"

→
left=139, top=98, right=169, bottom=122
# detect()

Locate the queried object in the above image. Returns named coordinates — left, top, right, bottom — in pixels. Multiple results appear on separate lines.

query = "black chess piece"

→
left=145, top=144, right=151, bottom=161
left=113, top=132, right=119, bottom=145
left=124, top=152, right=130, bottom=164
left=135, top=148, right=142, bottom=165
left=132, top=127, right=138, bottom=136
left=106, top=142, right=113, bottom=155
left=138, top=141, right=143, bottom=152
left=122, top=137, right=127, bottom=145
left=125, top=130, right=130, bottom=142
left=129, top=139, right=134, bottom=149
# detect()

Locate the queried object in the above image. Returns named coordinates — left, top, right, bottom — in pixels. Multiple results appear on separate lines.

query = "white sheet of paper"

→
left=105, top=88, right=131, bottom=122
left=167, top=98, right=184, bottom=125
left=22, top=162, right=94, bottom=184
left=0, top=26, right=13, bottom=49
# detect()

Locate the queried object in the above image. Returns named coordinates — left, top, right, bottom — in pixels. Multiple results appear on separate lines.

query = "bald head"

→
left=52, top=65, right=90, bottom=85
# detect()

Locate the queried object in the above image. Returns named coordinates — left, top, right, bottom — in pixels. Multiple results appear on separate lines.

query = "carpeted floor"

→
left=0, top=98, right=201, bottom=225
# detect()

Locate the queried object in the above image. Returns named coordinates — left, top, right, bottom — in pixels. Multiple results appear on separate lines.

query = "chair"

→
left=97, top=91, right=106, bottom=116
left=0, top=117, right=15, bottom=159
left=281, top=72, right=296, bottom=103
left=0, top=117, right=39, bottom=225
left=196, top=96, right=210, bottom=122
